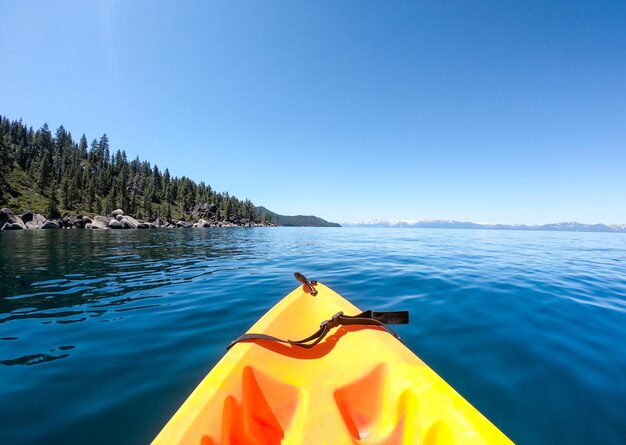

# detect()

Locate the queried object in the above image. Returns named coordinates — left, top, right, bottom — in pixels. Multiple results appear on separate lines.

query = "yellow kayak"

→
left=153, top=275, right=513, bottom=444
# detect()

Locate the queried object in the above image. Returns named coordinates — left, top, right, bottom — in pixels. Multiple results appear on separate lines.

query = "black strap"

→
left=227, top=310, right=409, bottom=350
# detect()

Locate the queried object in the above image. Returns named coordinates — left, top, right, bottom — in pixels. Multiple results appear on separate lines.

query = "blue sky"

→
left=1, top=1, right=625, bottom=224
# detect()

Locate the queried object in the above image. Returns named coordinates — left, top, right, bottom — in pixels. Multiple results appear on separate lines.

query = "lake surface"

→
left=1, top=227, right=625, bottom=444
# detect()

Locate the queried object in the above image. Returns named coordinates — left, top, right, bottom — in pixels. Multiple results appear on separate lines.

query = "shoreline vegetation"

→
left=0, top=115, right=266, bottom=225
left=0, top=115, right=339, bottom=229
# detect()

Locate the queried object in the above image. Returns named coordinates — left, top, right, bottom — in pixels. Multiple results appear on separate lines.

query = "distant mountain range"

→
left=256, top=206, right=341, bottom=227
left=342, top=219, right=626, bottom=233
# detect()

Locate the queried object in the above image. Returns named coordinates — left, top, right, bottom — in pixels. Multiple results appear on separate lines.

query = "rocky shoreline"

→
left=0, top=207, right=276, bottom=231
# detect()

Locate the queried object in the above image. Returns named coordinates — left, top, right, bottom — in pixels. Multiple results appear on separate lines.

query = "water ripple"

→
left=1, top=228, right=626, bottom=444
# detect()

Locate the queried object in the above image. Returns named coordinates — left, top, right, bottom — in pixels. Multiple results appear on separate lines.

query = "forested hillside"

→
left=0, top=115, right=263, bottom=222
left=256, top=206, right=341, bottom=227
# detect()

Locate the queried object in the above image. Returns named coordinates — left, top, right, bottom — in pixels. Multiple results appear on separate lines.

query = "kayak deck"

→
left=152, top=283, right=513, bottom=444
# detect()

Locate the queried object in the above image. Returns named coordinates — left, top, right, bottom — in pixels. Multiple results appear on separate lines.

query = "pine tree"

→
left=87, top=179, right=96, bottom=212
left=46, top=182, right=60, bottom=218
left=0, top=133, right=13, bottom=203
left=99, top=134, right=110, bottom=168
left=69, top=175, right=80, bottom=210
left=143, top=183, right=153, bottom=218
left=119, top=171, right=129, bottom=212
left=110, top=180, right=119, bottom=210
left=78, top=134, right=88, bottom=158
left=61, top=177, right=70, bottom=209
left=89, top=138, right=99, bottom=166
left=224, top=199, right=232, bottom=220
left=36, top=124, right=54, bottom=193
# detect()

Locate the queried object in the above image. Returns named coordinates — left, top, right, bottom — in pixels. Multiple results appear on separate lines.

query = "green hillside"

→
left=256, top=206, right=340, bottom=227
left=0, top=115, right=343, bottom=228
left=0, top=115, right=260, bottom=222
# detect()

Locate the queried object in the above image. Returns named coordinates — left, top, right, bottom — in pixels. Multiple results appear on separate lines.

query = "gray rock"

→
left=41, top=220, right=60, bottom=229
left=15, top=218, right=26, bottom=229
left=111, top=209, right=124, bottom=217
left=136, top=222, right=150, bottom=229
left=196, top=218, right=211, bottom=228
left=115, top=214, right=123, bottom=222
left=22, top=212, right=46, bottom=225
left=1, top=208, right=18, bottom=226
left=20, top=211, right=35, bottom=223
left=109, top=219, right=123, bottom=229
left=83, top=216, right=93, bottom=224
left=1, top=222, right=22, bottom=230
left=1, top=209, right=26, bottom=229
left=25, top=220, right=43, bottom=229
left=192, top=202, right=218, bottom=219
left=90, top=216, right=111, bottom=229
left=85, top=223, right=92, bottom=229
left=120, top=215, right=140, bottom=229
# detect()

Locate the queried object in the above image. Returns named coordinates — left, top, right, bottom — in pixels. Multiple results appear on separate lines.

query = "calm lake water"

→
left=1, top=227, right=625, bottom=444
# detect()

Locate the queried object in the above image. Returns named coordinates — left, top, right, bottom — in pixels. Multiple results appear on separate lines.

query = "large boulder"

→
left=1, top=208, right=18, bottom=226
left=20, top=211, right=35, bottom=223
left=1, top=222, right=23, bottom=230
left=41, top=220, right=60, bottom=229
left=90, top=216, right=111, bottom=229
left=195, top=218, right=211, bottom=228
left=111, top=209, right=124, bottom=217
left=25, top=220, right=43, bottom=229
left=109, top=219, right=123, bottom=229
left=1, top=208, right=25, bottom=229
left=62, top=215, right=75, bottom=228
left=120, top=215, right=139, bottom=229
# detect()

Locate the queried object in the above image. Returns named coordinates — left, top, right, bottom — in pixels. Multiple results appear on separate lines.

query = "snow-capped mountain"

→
left=341, top=219, right=626, bottom=233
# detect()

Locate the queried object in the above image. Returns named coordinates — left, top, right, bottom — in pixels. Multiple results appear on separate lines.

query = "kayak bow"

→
left=153, top=279, right=513, bottom=444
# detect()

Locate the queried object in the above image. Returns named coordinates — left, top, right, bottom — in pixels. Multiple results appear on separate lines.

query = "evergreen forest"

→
left=0, top=115, right=263, bottom=223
